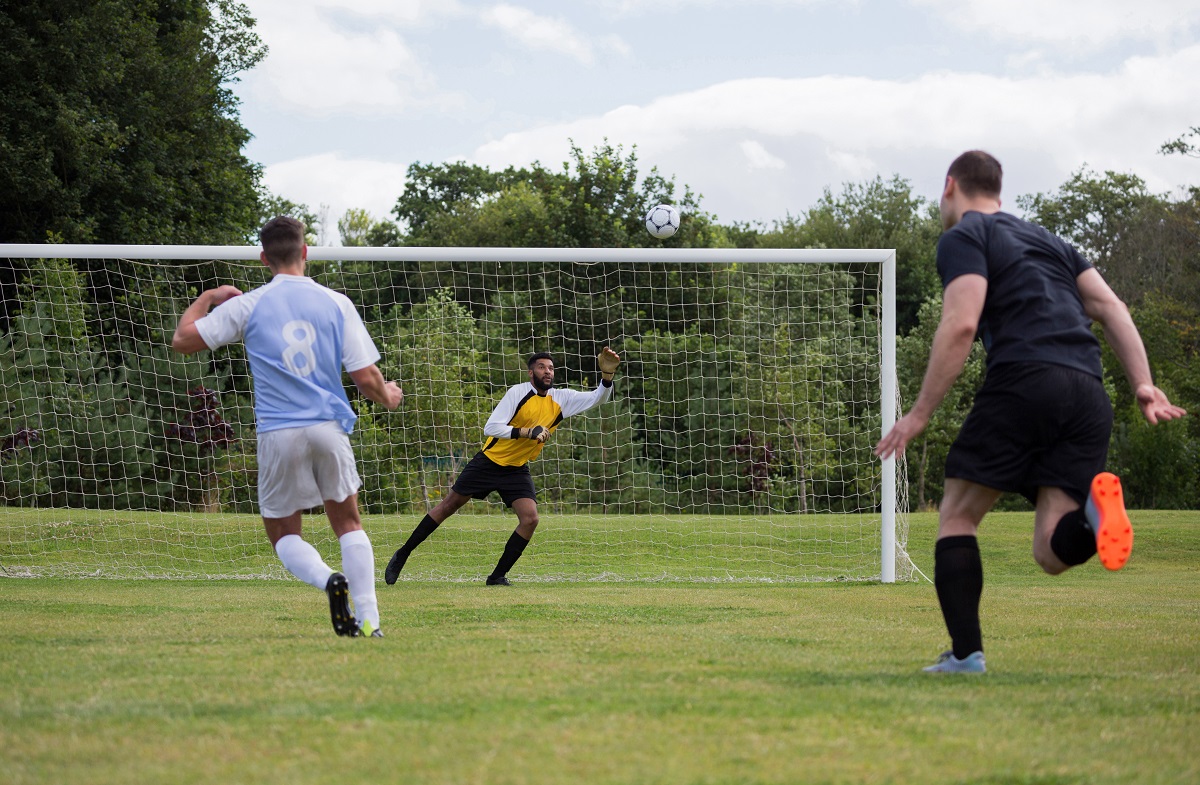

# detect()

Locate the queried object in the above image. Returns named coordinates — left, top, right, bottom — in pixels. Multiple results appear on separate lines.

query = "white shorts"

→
left=257, top=421, right=362, bottom=519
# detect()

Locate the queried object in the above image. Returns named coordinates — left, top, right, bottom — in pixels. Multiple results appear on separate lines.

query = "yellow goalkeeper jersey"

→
left=480, top=381, right=613, bottom=467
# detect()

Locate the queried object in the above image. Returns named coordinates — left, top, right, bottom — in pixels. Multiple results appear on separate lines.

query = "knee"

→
left=515, top=510, right=539, bottom=535
left=1033, top=539, right=1068, bottom=576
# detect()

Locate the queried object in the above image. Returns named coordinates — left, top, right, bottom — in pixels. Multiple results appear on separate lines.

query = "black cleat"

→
left=325, top=572, right=358, bottom=636
left=384, top=548, right=409, bottom=586
left=485, top=575, right=512, bottom=586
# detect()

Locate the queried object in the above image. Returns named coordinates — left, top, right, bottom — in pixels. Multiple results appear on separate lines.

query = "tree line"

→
left=1, top=3, right=1196, bottom=512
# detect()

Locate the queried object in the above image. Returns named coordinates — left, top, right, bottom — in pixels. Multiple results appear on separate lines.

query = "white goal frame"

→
left=0, top=243, right=903, bottom=582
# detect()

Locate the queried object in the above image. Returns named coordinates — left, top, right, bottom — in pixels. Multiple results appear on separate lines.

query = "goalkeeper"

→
left=385, top=347, right=621, bottom=586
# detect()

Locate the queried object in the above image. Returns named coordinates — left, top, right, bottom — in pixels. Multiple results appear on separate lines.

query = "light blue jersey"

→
left=195, top=275, right=380, bottom=434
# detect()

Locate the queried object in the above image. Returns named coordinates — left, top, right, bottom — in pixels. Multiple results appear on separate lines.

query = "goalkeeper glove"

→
left=597, top=346, right=621, bottom=379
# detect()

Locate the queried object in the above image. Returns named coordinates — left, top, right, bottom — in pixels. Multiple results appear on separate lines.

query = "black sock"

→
left=489, top=530, right=530, bottom=580
left=1050, top=508, right=1097, bottom=566
left=934, top=535, right=984, bottom=660
left=402, top=514, right=440, bottom=555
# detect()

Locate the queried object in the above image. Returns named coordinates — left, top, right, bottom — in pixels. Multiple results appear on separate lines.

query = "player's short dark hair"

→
left=947, top=150, right=1003, bottom=198
left=527, top=352, right=554, bottom=368
left=259, top=216, right=306, bottom=267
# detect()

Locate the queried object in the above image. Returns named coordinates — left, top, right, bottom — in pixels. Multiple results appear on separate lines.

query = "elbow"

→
left=944, top=319, right=978, bottom=347
left=1091, top=297, right=1131, bottom=328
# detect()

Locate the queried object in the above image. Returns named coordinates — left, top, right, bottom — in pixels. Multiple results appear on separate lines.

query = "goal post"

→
left=0, top=243, right=909, bottom=582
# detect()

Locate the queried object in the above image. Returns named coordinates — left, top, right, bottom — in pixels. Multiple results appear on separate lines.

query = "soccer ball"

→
left=645, top=204, right=680, bottom=239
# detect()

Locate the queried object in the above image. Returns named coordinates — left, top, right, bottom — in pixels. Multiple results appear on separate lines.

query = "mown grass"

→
left=0, top=508, right=898, bottom=581
left=1, top=510, right=1197, bottom=784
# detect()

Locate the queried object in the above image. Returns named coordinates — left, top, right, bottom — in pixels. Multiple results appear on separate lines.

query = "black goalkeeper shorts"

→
left=945, top=362, right=1113, bottom=505
left=451, top=451, right=537, bottom=507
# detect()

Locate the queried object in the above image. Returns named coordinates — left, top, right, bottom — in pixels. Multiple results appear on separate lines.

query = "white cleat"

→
left=923, top=650, right=986, bottom=673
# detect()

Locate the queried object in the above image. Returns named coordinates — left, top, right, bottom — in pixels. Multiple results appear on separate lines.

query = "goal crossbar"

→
left=0, top=244, right=895, bottom=265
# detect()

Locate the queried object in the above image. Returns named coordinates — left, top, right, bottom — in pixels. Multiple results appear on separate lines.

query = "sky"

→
left=232, top=0, right=1200, bottom=242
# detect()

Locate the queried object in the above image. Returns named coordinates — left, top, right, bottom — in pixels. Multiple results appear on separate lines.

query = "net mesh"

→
left=0, top=251, right=910, bottom=581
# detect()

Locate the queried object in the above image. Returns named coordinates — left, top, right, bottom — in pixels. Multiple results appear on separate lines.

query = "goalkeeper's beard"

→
left=532, top=374, right=554, bottom=393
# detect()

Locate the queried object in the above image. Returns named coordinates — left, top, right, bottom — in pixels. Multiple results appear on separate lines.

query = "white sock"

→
left=339, top=529, right=380, bottom=628
left=274, top=534, right=335, bottom=590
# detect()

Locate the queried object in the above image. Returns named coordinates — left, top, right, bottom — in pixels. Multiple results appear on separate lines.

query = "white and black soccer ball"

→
left=644, top=204, right=680, bottom=239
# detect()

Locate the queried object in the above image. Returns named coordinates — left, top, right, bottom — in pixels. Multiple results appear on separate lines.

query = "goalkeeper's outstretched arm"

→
left=557, top=346, right=622, bottom=418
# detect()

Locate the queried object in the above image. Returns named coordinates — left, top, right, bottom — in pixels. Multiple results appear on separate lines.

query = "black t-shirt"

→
left=937, top=211, right=1102, bottom=379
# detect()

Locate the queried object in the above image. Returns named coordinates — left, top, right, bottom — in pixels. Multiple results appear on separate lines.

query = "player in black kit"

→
left=875, top=150, right=1187, bottom=673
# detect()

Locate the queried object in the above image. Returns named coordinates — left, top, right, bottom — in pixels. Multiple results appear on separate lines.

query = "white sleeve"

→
left=554, top=380, right=614, bottom=419
left=193, top=294, right=252, bottom=351
left=340, top=299, right=381, bottom=373
left=482, top=385, right=531, bottom=439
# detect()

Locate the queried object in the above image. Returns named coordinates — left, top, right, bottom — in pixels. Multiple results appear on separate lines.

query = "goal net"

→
left=0, top=244, right=910, bottom=582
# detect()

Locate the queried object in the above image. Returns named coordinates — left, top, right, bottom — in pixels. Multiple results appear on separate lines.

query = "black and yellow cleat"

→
left=324, top=572, right=358, bottom=636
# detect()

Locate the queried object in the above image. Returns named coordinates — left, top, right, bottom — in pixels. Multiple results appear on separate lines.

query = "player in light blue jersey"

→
left=172, top=216, right=403, bottom=638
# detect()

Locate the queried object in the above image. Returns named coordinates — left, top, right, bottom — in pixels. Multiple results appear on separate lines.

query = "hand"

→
left=873, top=411, right=930, bottom=460
left=597, top=346, right=621, bottom=376
left=207, top=285, right=243, bottom=307
left=520, top=426, right=549, bottom=443
left=1135, top=384, right=1187, bottom=424
left=381, top=382, right=404, bottom=411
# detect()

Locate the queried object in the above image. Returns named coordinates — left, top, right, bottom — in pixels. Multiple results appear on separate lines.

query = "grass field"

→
left=2, top=510, right=1197, bottom=784
left=0, top=508, right=900, bottom=581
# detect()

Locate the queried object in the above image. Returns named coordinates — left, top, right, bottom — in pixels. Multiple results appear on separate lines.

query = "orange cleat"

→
left=1087, top=472, right=1134, bottom=571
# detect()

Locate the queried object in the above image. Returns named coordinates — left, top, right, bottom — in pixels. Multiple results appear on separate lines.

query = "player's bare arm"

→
left=171, top=285, right=243, bottom=355
left=1076, top=268, right=1187, bottom=424
left=875, top=274, right=986, bottom=459
left=348, top=364, right=404, bottom=410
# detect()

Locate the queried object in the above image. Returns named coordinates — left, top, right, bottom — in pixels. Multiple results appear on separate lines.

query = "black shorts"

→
left=945, top=363, right=1112, bottom=505
left=451, top=451, right=537, bottom=507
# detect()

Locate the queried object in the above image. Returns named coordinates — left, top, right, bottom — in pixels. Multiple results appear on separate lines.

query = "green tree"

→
left=1101, top=293, right=1200, bottom=509
left=339, top=208, right=402, bottom=248
left=1159, top=126, right=1200, bottom=159
left=1016, top=168, right=1199, bottom=309
left=566, top=396, right=664, bottom=514
left=727, top=262, right=882, bottom=513
left=0, top=1, right=264, bottom=245
left=0, top=260, right=246, bottom=510
left=259, top=194, right=319, bottom=244
left=626, top=327, right=746, bottom=513
left=758, top=175, right=943, bottom=333
left=0, top=1, right=267, bottom=345
left=364, top=290, right=495, bottom=514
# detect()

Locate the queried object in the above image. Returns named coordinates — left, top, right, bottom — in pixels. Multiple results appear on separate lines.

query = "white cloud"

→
left=912, top=0, right=1200, bottom=50
left=263, top=153, right=411, bottom=239
left=243, top=0, right=466, bottom=114
left=583, top=0, right=834, bottom=14
left=825, top=149, right=874, bottom=180
left=470, top=45, right=1200, bottom=220
left=480, top=4, right=627, bottom=65
left=321, top=0, right=464, bottom=25
left=741, top=140, right=787, bottom=170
